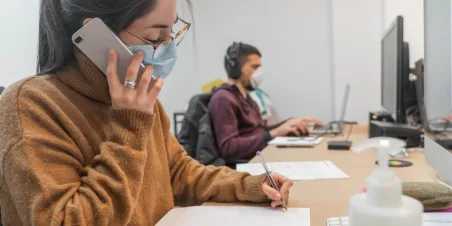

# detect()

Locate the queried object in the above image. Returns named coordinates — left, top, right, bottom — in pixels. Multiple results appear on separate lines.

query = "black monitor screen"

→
left=382, top=25, right=398, bottom=117
left=381, top=16, right=404, bottom=122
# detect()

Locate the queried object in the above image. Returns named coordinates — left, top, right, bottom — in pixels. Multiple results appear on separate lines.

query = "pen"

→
left=256, top=151, right=288, bottom=211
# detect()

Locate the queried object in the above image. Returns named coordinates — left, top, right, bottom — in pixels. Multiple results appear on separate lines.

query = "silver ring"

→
left=124, top=80, right=137, bottom=89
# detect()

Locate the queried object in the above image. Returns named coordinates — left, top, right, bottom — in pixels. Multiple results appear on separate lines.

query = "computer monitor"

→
left=381, top=16, right=416, bottom=123
left=413, top=59, right=425, bottom=127
left=424, top=0, right=452, bottom=186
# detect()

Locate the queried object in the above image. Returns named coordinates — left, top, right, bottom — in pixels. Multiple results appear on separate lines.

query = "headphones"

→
left=225, top=42, right=242, bottom=79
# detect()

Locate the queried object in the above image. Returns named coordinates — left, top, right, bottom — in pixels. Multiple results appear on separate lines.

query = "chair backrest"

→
left=177, top=93, right=212, bottom=158
left=177, top=93, right=228, bottom=166
left=195, top=113, right=226, bottom=166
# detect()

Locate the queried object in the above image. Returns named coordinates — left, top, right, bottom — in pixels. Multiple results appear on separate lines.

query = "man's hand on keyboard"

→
left=270, top=117, right=323, bottom=137
left=443, top=114, right=452, bottom=122
left=301, top=117, right=323, bottom=127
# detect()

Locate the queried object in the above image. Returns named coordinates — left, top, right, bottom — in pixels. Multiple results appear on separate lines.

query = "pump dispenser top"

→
left=348, top=137, right=423, bottom=226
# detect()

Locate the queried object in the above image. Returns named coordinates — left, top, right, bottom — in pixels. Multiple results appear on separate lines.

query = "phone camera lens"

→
left=74, top=36, right=83, bottom=44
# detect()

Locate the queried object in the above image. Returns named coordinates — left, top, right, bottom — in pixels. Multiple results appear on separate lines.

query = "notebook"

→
left=156, top=206, right=310, bottom=226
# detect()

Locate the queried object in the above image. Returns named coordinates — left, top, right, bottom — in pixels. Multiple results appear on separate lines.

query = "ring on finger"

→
left=124, top=80, right=137, bottom=89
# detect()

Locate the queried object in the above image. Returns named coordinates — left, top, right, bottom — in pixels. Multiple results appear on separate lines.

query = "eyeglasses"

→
left=126, top=17, right=191, bottom=59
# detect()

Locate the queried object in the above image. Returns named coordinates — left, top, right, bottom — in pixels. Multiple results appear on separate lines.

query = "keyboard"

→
left=429, top=121, right=452, bottom=132
left=327, top=216, right=349, bottom=226
left=308, top=124, right=339, bottom=134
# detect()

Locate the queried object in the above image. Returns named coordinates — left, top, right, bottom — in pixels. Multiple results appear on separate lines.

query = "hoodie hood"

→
left=211, top=83, right=261, bottom=118
left=211, top=83, right=240, bottom=95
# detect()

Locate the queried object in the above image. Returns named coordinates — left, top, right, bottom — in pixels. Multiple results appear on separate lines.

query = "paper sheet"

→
left=236, top=161, right=349, bottom=181
left=268, top=137, right=323, bottom=146
left=156, top=206, right=310, bottom=226
left=423, top=213, right=452, bottom=225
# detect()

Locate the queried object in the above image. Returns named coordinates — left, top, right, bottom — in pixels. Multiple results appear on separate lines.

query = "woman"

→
left=0, top=0, right=293, bottom=225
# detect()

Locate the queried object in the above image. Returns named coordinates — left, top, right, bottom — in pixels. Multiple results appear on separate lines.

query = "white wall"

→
left=168, top=0, right=425, bottom=127
left=332, top=0, right=383, bottom=122
left=0, top=0, right=39, bottom=86
left=330, top=0, right=424, bottom=122
left=384, top=0, right=424, bottom=67
left=161, top=0, right=333, bottom=128
left=1, top=0, right=426, bottom=133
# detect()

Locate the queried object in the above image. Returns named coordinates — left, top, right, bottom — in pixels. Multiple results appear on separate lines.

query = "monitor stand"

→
left=369, top=121, right=421, bottom=148
left=369, top=111, right=395, bottom=123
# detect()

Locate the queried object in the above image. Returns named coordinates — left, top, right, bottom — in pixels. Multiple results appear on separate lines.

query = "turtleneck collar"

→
left=57, top=47, right=111, bottom=103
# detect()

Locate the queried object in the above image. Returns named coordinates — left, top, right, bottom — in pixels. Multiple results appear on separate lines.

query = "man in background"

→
left=208, top=42, right=322, bottom=161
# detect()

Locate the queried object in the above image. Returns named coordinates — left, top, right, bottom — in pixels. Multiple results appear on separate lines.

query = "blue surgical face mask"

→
left=128, top=40, right=179, bottom=79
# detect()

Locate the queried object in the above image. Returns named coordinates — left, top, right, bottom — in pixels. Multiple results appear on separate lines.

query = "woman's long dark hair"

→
left=37, top=0, right=158, bottom=75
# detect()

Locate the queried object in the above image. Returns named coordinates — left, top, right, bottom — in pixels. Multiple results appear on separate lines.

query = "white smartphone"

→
left=72, top=18, right=154, bottom=90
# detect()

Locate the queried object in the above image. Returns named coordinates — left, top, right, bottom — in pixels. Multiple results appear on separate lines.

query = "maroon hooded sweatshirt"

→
left=208, top=84, right=282, bottom=160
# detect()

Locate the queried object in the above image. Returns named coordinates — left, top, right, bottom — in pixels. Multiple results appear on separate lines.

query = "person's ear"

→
left=83, top=18, right=93, bottom=26
left=240, top=65, right=246, bottom=77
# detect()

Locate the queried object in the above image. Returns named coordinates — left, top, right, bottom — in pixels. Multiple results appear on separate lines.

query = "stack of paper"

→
left=268, top=137, right=323, bottom=147
left=236, top=161, right=349, bottom=181
left=156, top=206, right=310, bottom=226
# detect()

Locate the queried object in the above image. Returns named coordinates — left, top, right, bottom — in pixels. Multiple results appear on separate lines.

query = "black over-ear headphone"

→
left=225, top=42, right=242, bottom=79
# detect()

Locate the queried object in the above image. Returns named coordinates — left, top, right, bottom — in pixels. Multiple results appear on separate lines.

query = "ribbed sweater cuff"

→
left=109, top=108, right=155, bottom=150
left=243, top=174, right=270, bottom=203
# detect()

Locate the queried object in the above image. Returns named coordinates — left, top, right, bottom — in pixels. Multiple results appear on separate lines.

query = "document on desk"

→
left=236, top=161, right=349, bottom=181
left=423, top=213, right=452, bottom=225
left=155, top=206, right=310, bottom=226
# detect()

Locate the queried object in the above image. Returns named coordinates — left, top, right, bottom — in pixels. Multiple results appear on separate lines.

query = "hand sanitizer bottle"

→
left=349, top=137, right=423, bottom=226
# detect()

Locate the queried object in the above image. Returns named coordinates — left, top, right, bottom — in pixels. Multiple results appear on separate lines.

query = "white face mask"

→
left=250, top=66, right=264, bottom=89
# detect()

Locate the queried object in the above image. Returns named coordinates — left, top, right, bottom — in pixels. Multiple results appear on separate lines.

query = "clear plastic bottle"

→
left=349, top=137, right=423, bottom=226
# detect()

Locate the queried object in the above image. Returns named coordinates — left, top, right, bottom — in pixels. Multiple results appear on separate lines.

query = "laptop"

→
left=309, top=84, right=351, bottom=134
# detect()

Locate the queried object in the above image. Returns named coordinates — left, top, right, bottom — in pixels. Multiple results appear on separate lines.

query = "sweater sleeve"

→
left=154, top=102, right=269, bottom=206
left=169, top=134, right=269, bottom=206
left=2, top=108, right=154, bottom=226
left=209, top=92, right=268, bottom=160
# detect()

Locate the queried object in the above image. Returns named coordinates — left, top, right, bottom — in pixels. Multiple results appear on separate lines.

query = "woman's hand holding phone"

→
left=106, top=50, right=163, bottom=114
